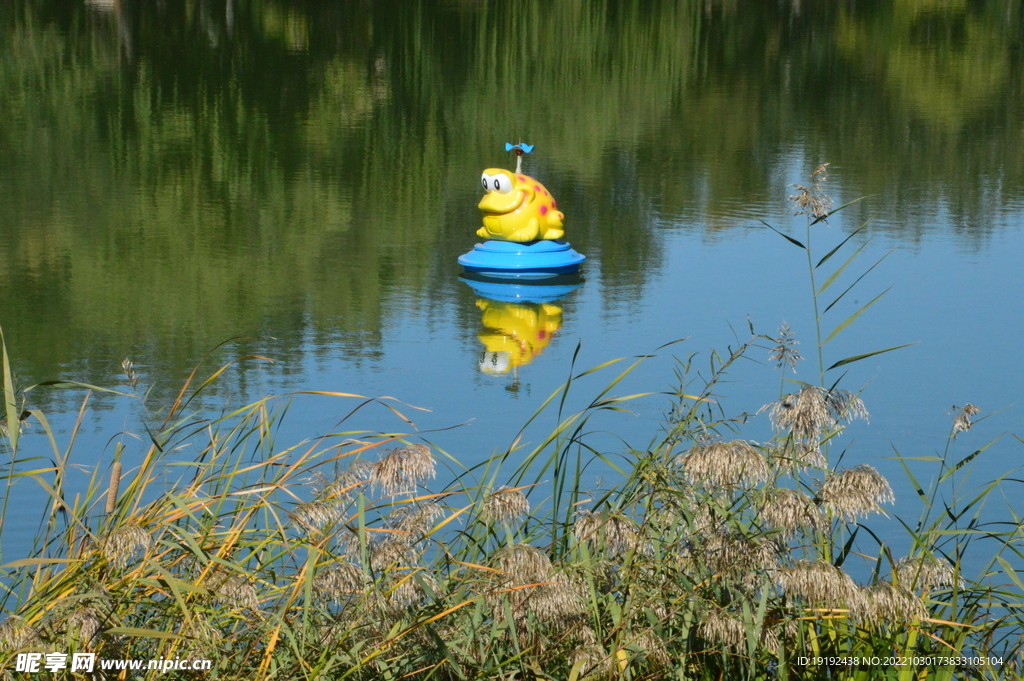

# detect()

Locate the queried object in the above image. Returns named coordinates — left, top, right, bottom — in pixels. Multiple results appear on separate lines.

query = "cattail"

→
left=762, top=384, right=868, bottom=442
left=952, top=404, right=980, bottom=438
left=817, top=465, right=894, bottom=522
left=481, top=486, right=530, bottom=524
left=769, top=321, right=803, bottom=372
left=369, top=444, right=435, bottom=496
left=759, top=488, right=825, bottom=536
left=99, top=523, right=150, bottom=567
left=679, top=440, right=770, bottom=488
left=776, top=559, right=860, bottom=607
left=105, top=461, right=122, bottom=514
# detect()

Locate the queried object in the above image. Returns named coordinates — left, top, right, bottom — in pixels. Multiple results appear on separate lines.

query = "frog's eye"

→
left=480, top=173, right=492, bottom=191
left=492, top=174, right=513, bottom=194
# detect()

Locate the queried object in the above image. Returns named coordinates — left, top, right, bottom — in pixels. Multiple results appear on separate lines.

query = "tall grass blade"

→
left=816, top=238, right=871, bottom=294
left=757, top=218, right=805, bottom=249
left=937, top=438, right=999, bottom=483
left=24, top=379, right=132, bottom=397
left=815, top=224, right=868, bottom=269
left=822, top=286, right=892, bottom=344
left=820, top=254, right=891, bottom=314
left=0, top=328, right=19, bottom=455
left=995, top=557, right=1024, bottom=594
left=826, top=343, right=917, bottom=371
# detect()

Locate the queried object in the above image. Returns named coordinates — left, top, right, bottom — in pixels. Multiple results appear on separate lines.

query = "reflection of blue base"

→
left=460, top=272, right=583, bottom=304
left=458, top=240, right=585, bottom=278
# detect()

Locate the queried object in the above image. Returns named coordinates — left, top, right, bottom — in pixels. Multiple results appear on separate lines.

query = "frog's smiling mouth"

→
left=478, top=189, right=527, bottom=215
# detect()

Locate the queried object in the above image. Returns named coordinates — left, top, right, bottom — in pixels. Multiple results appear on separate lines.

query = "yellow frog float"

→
left=459, top=143, right=584, bottom=277
left=477, top=169, right=565, bottom=242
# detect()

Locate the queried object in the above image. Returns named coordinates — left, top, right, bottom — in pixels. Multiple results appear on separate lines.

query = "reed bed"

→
left=0, top=333, right=1018, bottom=681
left=0, top=170, right=1021, bottom=680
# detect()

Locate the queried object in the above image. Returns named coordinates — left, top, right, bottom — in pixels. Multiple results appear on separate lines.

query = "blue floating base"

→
left=458, top=240, right=585, bottom=279
left=460, top=271, right=583, bottom=304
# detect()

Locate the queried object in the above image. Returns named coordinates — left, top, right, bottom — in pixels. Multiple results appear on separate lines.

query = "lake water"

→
left=1, top=0, right=1022, bottom=569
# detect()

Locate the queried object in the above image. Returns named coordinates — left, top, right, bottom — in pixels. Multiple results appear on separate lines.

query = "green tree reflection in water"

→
left=0, top=0, right=1022, bottom=406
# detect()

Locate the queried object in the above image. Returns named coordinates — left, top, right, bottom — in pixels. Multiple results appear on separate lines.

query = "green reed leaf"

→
left=996, top=557, right=1024, bottom=594
left=815, top=224, right=868, bottom=269
left=939, top=436, right=1001, bottom=484
left=568, top=659, right=587, bottom=681
left=835, top=526, right=859, bottom=567
left=817, top=239, right=870, bottom=294
left=826, top=342, right=917, bottom=371
left=24, top=379, right=133, bottom=396
left=939, top=450, right=982, bottom=484
left=1, top=327, right=19, bottom=455
left=892, top=448, right=933, bottom=501
left=821, top=252, right=890, bottom=313
left=756, top=217, right=805, bottom=249
left=1, top=558, right=74, bottom=569
left=823, top=287, right=892, bottom=344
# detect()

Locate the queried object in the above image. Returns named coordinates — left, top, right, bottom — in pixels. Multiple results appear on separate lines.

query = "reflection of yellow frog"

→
left=477, top=299, right=562, bottom=374
left=477, top=169, right=565, bottom=242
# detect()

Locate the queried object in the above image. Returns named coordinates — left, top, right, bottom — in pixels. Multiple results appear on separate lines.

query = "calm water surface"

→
left=1, top=0, right=1023, bottom=564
